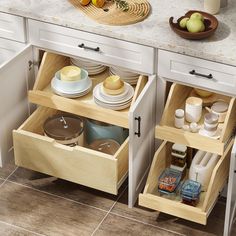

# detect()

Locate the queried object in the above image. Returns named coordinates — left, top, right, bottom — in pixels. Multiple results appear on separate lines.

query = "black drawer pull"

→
left=78, top=43, right=100, bottom=52
left=135, top=116, right=141, bottom=137
left=189, top=70, right=213, bottom=79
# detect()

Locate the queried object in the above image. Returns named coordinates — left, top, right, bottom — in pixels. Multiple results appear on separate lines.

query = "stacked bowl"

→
left=109, top=66, right=140, bottom=85
left=51, top=66, right=92, bottom=98
left=71, top=57, right=107, bottom=76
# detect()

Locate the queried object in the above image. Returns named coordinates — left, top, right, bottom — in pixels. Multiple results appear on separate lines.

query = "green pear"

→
left=186, top=19, right=204, bottom=33
left=179, top=17, right=189, bottom=28
left=190, top=12, right=204, bottom=22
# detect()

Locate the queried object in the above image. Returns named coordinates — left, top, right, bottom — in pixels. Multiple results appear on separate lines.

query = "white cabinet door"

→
left=128, top=75, right=156, bottom=207
left=224, top=139, right=236, bottom=236
left=0, top=44, right=33, bottom=167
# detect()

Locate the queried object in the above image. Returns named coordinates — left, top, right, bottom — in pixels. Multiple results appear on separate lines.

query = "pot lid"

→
left=43, top=114, right=83, bottom=141
left=89, top=139, right=120, bottom=155
left=212, top=101, right=229, bottom=113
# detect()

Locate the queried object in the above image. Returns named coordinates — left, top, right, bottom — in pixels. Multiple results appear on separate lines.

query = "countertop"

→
left=0, top=0, right=236, bottom=66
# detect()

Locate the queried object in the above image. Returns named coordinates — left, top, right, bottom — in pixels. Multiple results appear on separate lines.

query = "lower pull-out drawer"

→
left=139, top=140, right=233, bottom=225
left=13, top=107, right=128, bottom=195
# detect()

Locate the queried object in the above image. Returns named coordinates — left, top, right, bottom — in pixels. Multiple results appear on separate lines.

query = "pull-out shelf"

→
left=13, top=106, right=128, bottom=195
left=28, top=52, right=147, bottom=128
left=139, top=140, right=233, bottom=225
left=156, top=83, right=236, bottom=155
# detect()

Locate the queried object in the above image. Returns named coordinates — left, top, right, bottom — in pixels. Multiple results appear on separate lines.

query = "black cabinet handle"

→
left=189, top=70, right=213, bottom=79
left=78, top=43, right=100, bottom=52
left=135, top=116, right=141, bottom=137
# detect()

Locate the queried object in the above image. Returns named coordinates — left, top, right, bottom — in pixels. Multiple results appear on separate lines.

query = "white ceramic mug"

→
left=185, top=97, right=203, bottom=123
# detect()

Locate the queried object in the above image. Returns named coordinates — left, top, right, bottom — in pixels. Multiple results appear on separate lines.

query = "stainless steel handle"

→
left=189, top=70, right=213, bottom=79
left=78, top=43, right=100, bottom=52
left=135, top=116, right=141, bottom=137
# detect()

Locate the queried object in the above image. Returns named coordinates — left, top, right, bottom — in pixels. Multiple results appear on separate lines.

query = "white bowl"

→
left=53, top=69, right=89, bottom=92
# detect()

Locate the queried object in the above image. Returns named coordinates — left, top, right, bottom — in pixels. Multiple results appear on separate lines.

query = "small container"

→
left=158, top=168, right=182, bottom=193
left=204, top=0, right=220, bottom=14
left=43, top=114, right=84, bottom=146
left=175, top=109, right=184, bottom=128
left=181, top=180, right=201, bottom=206
left=171, top=143, right=187, bottom=167
left=204, top=113, right=219, bottom=136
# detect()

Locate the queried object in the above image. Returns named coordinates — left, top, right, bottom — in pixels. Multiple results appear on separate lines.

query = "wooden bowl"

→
left=169, top=10, right=218, bottom=40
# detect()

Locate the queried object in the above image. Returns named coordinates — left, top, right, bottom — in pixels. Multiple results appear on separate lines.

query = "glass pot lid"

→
left=43, top=114, right=84, bottom=141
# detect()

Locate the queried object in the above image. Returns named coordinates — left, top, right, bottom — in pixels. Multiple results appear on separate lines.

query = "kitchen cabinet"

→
left=0, top=18, right=156, bottom=206
left=139, top=49, right=236, bottom=226
left=0, top=37, right=33, bottom=167
left=224, top=139, right=236, bottom=236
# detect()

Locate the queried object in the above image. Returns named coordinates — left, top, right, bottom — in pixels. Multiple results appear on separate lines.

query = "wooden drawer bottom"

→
left=139, top=141, right=232, bottom=225
left=13, top=107, right=128, bottom=194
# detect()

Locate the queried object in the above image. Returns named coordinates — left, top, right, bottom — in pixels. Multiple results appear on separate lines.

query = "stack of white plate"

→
left=109, top=66, right=140, bottom=85
left=93, top=82, right=134, bottom=110
left=51, top=70, right=92, bottom=98
left=71, top=57, right=107, bottom=76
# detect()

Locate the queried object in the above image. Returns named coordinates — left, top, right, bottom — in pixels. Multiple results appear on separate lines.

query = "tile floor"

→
left=0, top=161, right=235, bottom=236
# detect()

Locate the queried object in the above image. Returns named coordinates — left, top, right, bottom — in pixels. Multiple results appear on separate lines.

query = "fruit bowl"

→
left=169, top=10, right=218, bottom=40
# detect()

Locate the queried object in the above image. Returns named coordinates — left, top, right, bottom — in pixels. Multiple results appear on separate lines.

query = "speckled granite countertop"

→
left=0, top=0, right=235, bottom=66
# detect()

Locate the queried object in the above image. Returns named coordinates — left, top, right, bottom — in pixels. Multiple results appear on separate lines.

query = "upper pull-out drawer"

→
left=158, top=50, right=236, bottom=96
left=0, top=12, right=26, bottom=43
left=28, top=20, right=154, bottom=74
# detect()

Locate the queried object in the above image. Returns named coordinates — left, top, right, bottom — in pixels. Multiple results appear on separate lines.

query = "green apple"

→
left=190, top=12, right=204, bottom=22
left=179, top=17, right=189, bottom=29
left=186, top=19, right=204, bottom=33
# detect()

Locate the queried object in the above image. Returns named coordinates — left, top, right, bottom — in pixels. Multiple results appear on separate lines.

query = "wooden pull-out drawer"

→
left=28, top=51, right=148, bottom=129
left=28, top=20, right=154, bottom=74
left=13, top=107, right=128, bottom=195
left=158, top=50, right=236, bottom=96
left=139, top=140, right=233, bottom=225
left=0, top=12, right=26, bottom=43
left=156, top=83, right=236, bottom=155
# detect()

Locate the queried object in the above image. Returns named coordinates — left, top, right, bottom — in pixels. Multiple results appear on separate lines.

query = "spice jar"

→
left=175, top=109, right=184, bottom=129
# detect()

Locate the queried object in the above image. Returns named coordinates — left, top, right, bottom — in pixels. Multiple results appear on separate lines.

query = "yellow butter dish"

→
left=60, top=66, right=81, bottom=81
left=103, top=76, right=124, bottom=95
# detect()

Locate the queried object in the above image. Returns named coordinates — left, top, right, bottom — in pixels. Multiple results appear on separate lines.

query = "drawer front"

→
left=28, top=20, right=154, bottom=74
left=13, top=107, right=128, bottom=194
left=158, top=50, right=236, bottom=96
left=0, top=12, right=26, bottom=42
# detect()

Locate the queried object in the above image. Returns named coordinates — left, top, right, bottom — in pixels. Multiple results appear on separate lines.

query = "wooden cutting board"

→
left=69, top=0, right=151, bottom=26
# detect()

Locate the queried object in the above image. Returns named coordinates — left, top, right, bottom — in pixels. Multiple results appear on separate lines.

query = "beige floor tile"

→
left=93, top=214, right=180, bottom=236
left=0, top=221, right=39, bottom=236
left=0, top=181, right=106, bottom=236
left=111, top=189, right=225, bottom=236
left=9, top=167, right=127, bottom=211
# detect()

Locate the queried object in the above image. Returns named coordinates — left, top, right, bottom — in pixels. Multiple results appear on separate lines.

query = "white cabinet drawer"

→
left=28, top=20, right=154, bottom=74
left=0, top=12, right=26, bottom=42
left=13, top=106, right=128, bottom=194
left=158, top=50, right=236, bottom=96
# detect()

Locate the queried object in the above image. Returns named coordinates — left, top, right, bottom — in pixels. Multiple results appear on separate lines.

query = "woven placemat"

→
left=69, top=0, right=151, bottom=26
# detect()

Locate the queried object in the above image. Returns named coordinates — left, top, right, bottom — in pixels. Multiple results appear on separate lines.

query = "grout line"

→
left=109, top=212, right=186, bottom=236
left=0, top=167, right=18, bottom=189
left=91, top=185, right=128, bottom=236
left=0, top=220, right=47, bottom=236
left=6, top=179, right=108, bottom=213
